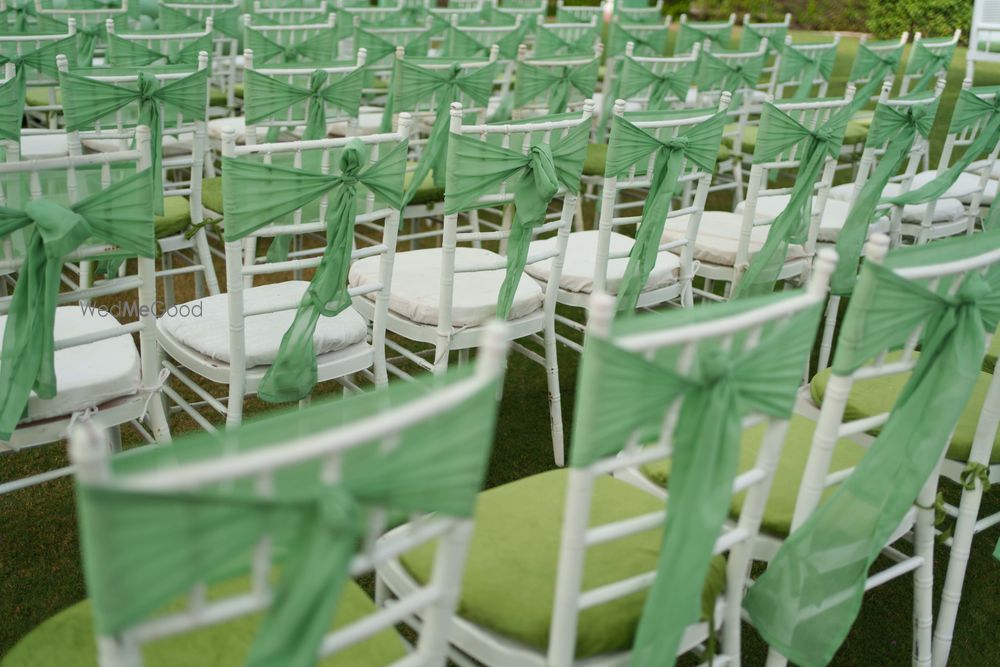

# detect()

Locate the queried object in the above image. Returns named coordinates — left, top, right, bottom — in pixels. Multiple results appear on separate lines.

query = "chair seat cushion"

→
left=350, top=247, right=544, bottom=327
left=0, top=306, right=140, bottom=424
left=662, top=211, right=808, bottom=267
left=985, top=330, right=1000, bottom=373
left=811, top=357, right=1000, bottom=463
left=399, top=468, right=726, bottom=659
left=156, top=196, right=193, bottom=238
left=2, top=578, right=406, bottom=667
left=851, top=109, right=876, bottom=128
left=207, top=116, right=247, bottom=142
left=843, top=120, right=868, bottom=145
left=403, top=164, right=445, bottom=206
left=738, top=195, right=889, bottom=243
left=157, top=281, right=368, bottom=368
left=18, top=132, right=68, bottom=159
left=908, top=170, right=995, bottom=205
left=827, top=182, right=966, bottom=223
left=202, top=176, right=223, bottom=214
left=964, top=158, right=1000, bottom=180
left=723, top=123, right=755, bottom=155
left=525, top=230, right=681, bottom=294
left=641, top=414, right=867, bottom=536
left=25, top=87, right=60, bottom=107
left=583, top=142, right=606, bottom=176
left=209, top=86, right=229, bottom=107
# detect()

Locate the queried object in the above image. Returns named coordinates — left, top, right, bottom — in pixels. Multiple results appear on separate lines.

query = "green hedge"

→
left=866, top=0, right=970, bottom=39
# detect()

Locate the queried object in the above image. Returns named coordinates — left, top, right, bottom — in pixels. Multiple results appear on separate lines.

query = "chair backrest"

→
left=441, top=14, right=525, bottom=60
left=903, top=29, right=961, bottom=95
left=106, top=18, right=213, bottom=68
left=595, top=97, right=730, bottom=309
left=242, top=13, right=343, bottom=65
left=741, top=12, right=791, bottom=100
left=242, top=48, right=367, bottom=143
left=615, top=1, right=665, bottom=25
left=554, top=0, right=603, bottom=23
left=606, top=15, right=671, bottom=59
left=66, top=318, right=508, bottom=667
left=847, top=32, right=908, bottom=105
left=970, top=0, right=1000, bottom=67
left=532, top=17, right=599, bottom=58
left=160, top=1, right=242, bottom=108
left=545, top=255, right=834, bottom=666
left=340, top=0, right=409, bottom=28
left=0, top=128, right=162, bottom=449
left=693, top=41, right=768, bottom=161
left=252, top=0, right=328, bottom=24
left=492, top=0, right=546, bottom=25
left=774, top=34, right=840, bottom=101
left=675, top=12, right=735, bottom=55
left=0, top=23, right=76, bottom=114
left=32, top=0, right=128, bottom=64
left=513, top=44, right=601, bottom=118
left=615, top=43, right=699, bottom=111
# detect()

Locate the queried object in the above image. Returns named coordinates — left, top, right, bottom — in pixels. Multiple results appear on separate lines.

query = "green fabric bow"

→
left=848, top=39, right=904, bottom=93
left=107, top=32, right=213, bottom=67
left=732, top=102, right=849, bottom=298
left=778, top=42, right=838, bottom=101
left=675, top=22, right=732, bottom=55
left=355, top=26, right=433, bottom=66
left=831, top=96, right=938, bottom=295
left=608, top=111, right=726, bottom=312
left=0, top=0, right=34, bottom=31
left=905, top=39, right=957, bottom=93
left=222, top=138, right=407, bottom=403
left=0, top=169, right=156, bottom=440
left=886, top=87, right=1000, bottom=211
left=0, top=33, right=77, bottom=80
left=615, top=6, right=664, bottom=24
left=459, top=2, right=518, bottom=27
left=698, top=50, right=765, bottom=101
left=244, top=67, right=363, bottom=141
left=440, top=22, right=527, bottom=60
left=514, top=56, right=599, bottom=115
left=745, top=232, right=1000, bottom=667
left=571, top=290, right=824, bottom=667
left=77, top=363, right=499, bottom=667
left=444, top=118, right=588, bottom=318
left=607, top=22, right=669, bottom=58
left=617, top=56, right=697, bottom=111
left=245, top=27, right=340, bottom=65
left=533, top=24, right=597, bottom=58
left=0, top=67, right=24, bottom=144
left=739, top=23, right=786, bottom=53
left=61, top=68, right=209, bottom=216
left=381, top=58, right=499, bottom=206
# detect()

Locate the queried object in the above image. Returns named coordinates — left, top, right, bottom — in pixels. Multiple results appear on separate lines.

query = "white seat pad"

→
left=158, top=281, right=368, bottom=368
left=349, top=247, right=544, bottom=327
left=827, top=182, right=966, bottom=222
left=662, top=211, right=808, bottom=267
left=965, top=158, right=1000, bottom=180
left=0, top=306, right=141, bottom=423
left=207, top=116, right=248, bottom=142
left=911, top=170, right=996, bottom=205
left=525, top=230, right=680, bottom=294
left=19, top=132, right=68, bottom=159
left=738, top=195, right=889, bottom=243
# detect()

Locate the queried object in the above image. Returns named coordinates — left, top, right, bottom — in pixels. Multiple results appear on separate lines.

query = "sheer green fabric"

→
left=32, top=12, right=116, bottom=64
left=905, top=39, right=957, bottom=93
left=0, top=169, right=156, bottom=439
left=606, top=111, right=726, bottom=312
left=830, top=95, right=938, bottom=295
left=444, top=118, right=588, bottom=318
left=222, top=139, right=407, bottom=403
left=0, top=0, right=34, bottom=31
left=848, top=40, right=904, bottom=93
left=739, top=23, right=786, bottom=53
left=571, top=290, right=824, bottom=667
left=616, top=7, right=664, bottom=24
left=514, top=56, right=599, bottom=115
left=0, top=67, right=24, bottom=143
left=778, top=43, right=838, bottom=101
left=354, top=26, right=433, bottom=66
left=0, top=33, right=76, bottom=80
left=534, top=24, right=598, bottom=58
left=77, top=364, right=501, bottom=667
left=107, top=32, right=212, bottom=67
left=616, top=56, right=696, bottom=111
left=744, top=231, right=1000, bottom=667
left=440, top=22, right=527, bottom=60
left=60, top=68, right=209, bottom=216
left=886, top=87, right=1000, bottom=210
left=675, top=22, right=732, bottom=56
left=731, top=101, right=849, bottom=298
left=243, top=67, right=363, bottom=141
left=607, top=23, right=669, bottom=58
left=245, top=27, right=340, bottom=65
left=381, top=58, right=499, bottom=205
left=697, top=50, right=765, bottom=100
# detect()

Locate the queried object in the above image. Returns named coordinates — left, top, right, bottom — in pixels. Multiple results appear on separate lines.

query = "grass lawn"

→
left=2, top=31, right=1000, bottom=666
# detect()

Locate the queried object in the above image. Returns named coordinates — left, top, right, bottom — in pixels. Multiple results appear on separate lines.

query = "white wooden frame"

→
left=158, top=120, right=412, bottom=429
left=0, top=127, right=171, bottom=493
left=378, top=252, right=836, bottom=667
left=161, top=0, right=243, bottom=112
left=903, top=29, right=961, bottom=96
left=33, top=0, right=128, bottom=64
left=242, top=12, right=344, bottom=61
left=530, top=16, right=599, bottom=58
left=741, top=12, right=791, bottom=103
left=67, top=318, right=509, bottom=667
left=968, top=0, right=1000, bottom=73
left=773, top=34, right=841, bottom=100
left=0, top=21, right=76, bottom=121
left=600, top=13, right=674, bottom=124
left=512, top=42, right=603, bottom=120
left=57, top=51, right=222, bottom=305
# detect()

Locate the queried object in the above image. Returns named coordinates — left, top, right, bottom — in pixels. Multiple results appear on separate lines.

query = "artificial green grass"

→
left=4, top=32, right=1000, bottom=667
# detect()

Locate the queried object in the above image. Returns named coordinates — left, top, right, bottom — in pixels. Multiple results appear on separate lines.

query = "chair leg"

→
left=544, top=319, right=565, bottom=466
left=764, top=647, right=788, bottom=667
left=108, top=425, right=123, bottom=454
left=913, top=475, right=937, bottom=667
left=146, top=391, right=172, bottom=443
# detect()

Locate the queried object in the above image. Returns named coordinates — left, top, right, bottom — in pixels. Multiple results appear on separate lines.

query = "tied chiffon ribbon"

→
left=222, top=138, right=407, bottom=403
left=442, top=22, right=526, bottom=60
left=906, top=40, right=957, bottom=93
left=534, top=25, right=597, bottom=58
left=107, top=32, right=212, bottom=67
left=607, top=24, right=669, bottom=57
left=0, top=170, right=156, bottom=440
left=514, top=56, right=599, bottom=115
left=60, top=68, right=209, bottom=216
left=745, top=237, right=1000, bottom=667
left=617, top=57, right=696, bottom=111
left=778, top=43, right=838, bottom=101
left=245, top=27, right=340, bottom=65
left=444, top=119, right=588, bottom=319
left=0, top=67, right=25, bottom=143
left=676, top=22, right=731, bottom=55
left=740, top=24, right=786, bottom=52
left=609, top=111, right=726, bottom=312
left=244, top=67, right=363, bottom=142
left=0, top=33, right=77, bottom=81
left=571, top=292, right=824, bottom=667
left=77, top=367, right=499, bottom=667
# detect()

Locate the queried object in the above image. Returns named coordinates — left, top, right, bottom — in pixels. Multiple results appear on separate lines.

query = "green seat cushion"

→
left=716, top=142, right=732, bottom=163
left=851, top=109, right=876, bottom=128
left=400, top=468, right=726, bottom=659
left=209, top=87, right=229, bottom=107
left=984, top=328, right=1000, bottom=373
left=811, top=357, right=1000, bottom=464
left=202, top=176, right=224, bottom=214
left=583, top=142, right=606, bottom=176
left=723, top=123, right=756, bottom=155
left=843, top=120, right=868, bottom=145
left=25, top=87, right=60, bottom=107
left=403, top=166, right=444, bottom=206
left=2, top=578, right=406, bottom=667
left=642, top=414, right=867, bottom=537
left=234, top=83, right=244, bottom=99
left=155, top=196, right=193, bottom=238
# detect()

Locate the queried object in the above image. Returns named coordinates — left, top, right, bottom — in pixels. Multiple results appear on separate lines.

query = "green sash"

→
left=514, top=56, right=599, bottom=115
left=905, top=39, right=957, bottom=93
left=107, top=32, right=213, bottom=67
left=778, top=42, right=838, bottom=101
left=244, top=67, right=363, bottom=141
left=245, top=27, right=340, bottom=65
